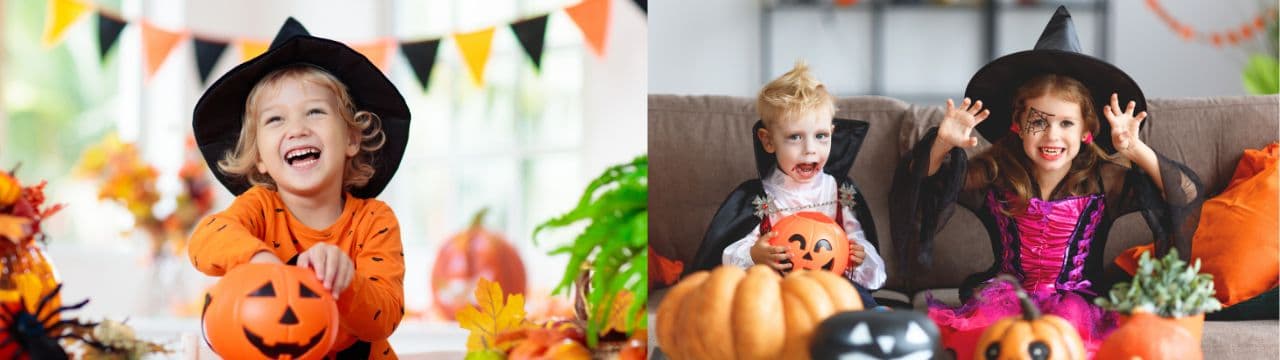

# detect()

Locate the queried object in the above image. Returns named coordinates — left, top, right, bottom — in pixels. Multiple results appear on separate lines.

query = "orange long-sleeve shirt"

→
left=189, top=186, right=405, bottom=359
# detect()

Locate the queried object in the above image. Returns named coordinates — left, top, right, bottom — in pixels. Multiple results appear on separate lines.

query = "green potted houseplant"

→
left=1095, top=248, right=1222, bottom=341
left=533, top=155, right=647, bottom=354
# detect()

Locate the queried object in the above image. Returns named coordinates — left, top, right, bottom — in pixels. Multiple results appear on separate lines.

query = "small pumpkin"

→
left=203, top=263, right=339, bottom=360
left=975, top=275, right=1085, bottom=360
left=811, top=309, right=942, bottom=360
left=432, top=208, right=527, bottom=320
left=655, top=265, right=863, bottom=360
left=769, top=212, right=850, bottom=274
left=0, top=173, right=18, bottom=207
left=1095, top=311, right=1202, bottom=360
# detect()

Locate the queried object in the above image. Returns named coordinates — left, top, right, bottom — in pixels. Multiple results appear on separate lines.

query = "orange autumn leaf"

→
left=597, top=291, right=644, bottom=336
left=457, top=278, right=529, bottom=353
left=0, top=215, right=32, bottom=244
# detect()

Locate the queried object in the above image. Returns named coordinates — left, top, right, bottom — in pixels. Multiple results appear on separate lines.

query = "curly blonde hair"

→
left=217, top=65, right=386, bottom=192
left=757, top=60, right=837, bottom=129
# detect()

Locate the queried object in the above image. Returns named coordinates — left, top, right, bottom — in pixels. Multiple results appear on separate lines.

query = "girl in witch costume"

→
left=687, top=62, right=887, bottom=302
left=890, top=7, right=1204, bottom=358
left=188, top=18, right=410, bottom=359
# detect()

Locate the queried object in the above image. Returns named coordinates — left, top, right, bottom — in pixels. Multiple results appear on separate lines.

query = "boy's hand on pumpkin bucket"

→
left=751, top=232, right=792, bottom=271
left=297, top=243, right=354, bottom=299
left=848, top=241, right=865, bottom=268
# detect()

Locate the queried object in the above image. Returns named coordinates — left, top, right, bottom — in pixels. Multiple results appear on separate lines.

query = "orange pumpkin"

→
left=770, top=212, right=849, bottom=274
left=1096, top=311, right=1202, bottom=360
left=432, top=209, right=526, bottom=320
left=655, top=265, right=864, bottom=360
left=975, top=275, right=1085, bottom=360
left=203, top=263, right=339, bottom=360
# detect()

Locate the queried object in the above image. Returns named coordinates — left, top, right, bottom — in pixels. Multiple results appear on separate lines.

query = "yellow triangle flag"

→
left=141, top=21, right=185, bottom=80
left=351, top=39, right=391, bottom=73
left=454, top=27, right=496, bottom=86
left=566, top=0, right=611, bottom=57
left=239, top=39, right=269, bottom=63
left=41, top=0, right=92, bottom=47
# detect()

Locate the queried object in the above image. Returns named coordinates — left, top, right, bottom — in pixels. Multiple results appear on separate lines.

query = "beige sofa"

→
left=648, top=94, right=1279, bottom=358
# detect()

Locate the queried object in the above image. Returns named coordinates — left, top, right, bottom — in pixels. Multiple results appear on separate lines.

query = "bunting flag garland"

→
left=42, top=0, right=92, bottom=47
left=193, top=38, right=228, bottom=84
left=237, top=39, right=269, bottom=63
left=511, top=15, right=549, bottom=71
left=352, top=39, right=393, bottom=72
left=42, top=0, right=621, bottom=90
left=454, top=27, right=496, bottom=86
left=1144, top=0, right=1277, bottom=47
left=566, top=0, right=610, bottom=57
left=140, top=21, right=185, bottom=80
left=96, top=12, right=126, bottom=59
left=400, top=39, right=441, bottom=91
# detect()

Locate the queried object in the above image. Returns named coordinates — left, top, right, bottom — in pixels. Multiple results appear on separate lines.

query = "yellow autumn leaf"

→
left=457, top=278, right=529, bottom=353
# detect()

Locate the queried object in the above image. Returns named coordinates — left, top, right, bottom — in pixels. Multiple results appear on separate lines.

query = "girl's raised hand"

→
left=939, top=98, right=991, bottom=149
left=1104, top=92, right=1148, bottom=156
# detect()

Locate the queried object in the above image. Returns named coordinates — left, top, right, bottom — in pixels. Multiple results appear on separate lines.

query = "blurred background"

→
left=650, top=0, right=1278, bottom=102
left=1, top=0, right=645, bottom=356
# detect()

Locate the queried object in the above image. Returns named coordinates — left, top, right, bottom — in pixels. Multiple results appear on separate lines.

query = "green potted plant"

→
left=533, top=155, right=648, bottom=353
left=1095, top=248, right=1222, bottom=341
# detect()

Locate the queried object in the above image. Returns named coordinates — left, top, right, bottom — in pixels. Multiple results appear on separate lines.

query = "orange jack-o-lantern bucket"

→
left=769, top=212, right=850, bottom=274
left=203, top=263, right=339, bottom=360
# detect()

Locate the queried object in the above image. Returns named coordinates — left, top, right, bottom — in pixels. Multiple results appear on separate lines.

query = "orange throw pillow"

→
left=1116, top=143, right=1280, bottom=307
left=649, top=247, right=684, bottom=289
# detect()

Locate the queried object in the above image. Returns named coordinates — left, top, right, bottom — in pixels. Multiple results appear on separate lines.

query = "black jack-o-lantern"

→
left=769, top=212, right=850, bottom=274
left=202, top=263, right=339, bottom=360
left=810, top=310, right=942, bottom=360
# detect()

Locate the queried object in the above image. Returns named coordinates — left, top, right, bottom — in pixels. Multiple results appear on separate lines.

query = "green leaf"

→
left=1243, top=54, right=1280, bottom=95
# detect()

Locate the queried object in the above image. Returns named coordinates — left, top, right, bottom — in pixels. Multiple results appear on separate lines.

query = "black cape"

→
left=685, top=119, right=880, bottom=281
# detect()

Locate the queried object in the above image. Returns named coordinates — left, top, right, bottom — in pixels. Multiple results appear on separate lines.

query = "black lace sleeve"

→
left=890, top=127, right=970, bottom=274
left=1108, top=152, right=1204, bottom=258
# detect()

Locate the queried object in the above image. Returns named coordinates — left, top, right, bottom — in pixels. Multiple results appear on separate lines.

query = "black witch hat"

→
left=967, top=6, right=1145, bottom=154
left=193, top=17, right=410, bottom=198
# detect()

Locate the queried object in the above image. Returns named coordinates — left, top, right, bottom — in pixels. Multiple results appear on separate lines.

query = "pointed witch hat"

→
left=193, top=17, right=410, bottom=198
left=967, top=6, right=1145, bottom=154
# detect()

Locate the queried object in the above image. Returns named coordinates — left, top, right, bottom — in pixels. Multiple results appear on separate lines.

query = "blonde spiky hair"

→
left=756, top=60, right=836, bottom=128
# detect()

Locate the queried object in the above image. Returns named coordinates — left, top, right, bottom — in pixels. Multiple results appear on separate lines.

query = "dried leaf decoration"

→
left=458, top=278, right=529, bottom=353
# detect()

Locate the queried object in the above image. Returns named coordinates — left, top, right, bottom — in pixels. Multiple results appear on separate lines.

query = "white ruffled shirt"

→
left=722, top=170, right=887, bottom=290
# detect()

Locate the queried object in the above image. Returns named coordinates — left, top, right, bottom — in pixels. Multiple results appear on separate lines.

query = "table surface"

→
left=127, top=317, right=469, bottom=359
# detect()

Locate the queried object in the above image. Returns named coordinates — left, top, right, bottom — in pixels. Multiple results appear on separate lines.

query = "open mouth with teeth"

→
left=792, top=162, right=821, bottom=178
left=284, top=147, right=322, bottom=168
left=244, top=327, right=326, bottom=359
left=1037, top=147, right=1066, bottom=161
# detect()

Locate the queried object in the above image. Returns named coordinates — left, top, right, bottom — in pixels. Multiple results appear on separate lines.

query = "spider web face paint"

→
left=1023, top=107, right=1055, bottom=136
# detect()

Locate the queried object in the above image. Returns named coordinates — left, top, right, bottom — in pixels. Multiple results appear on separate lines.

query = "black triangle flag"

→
left=97, top=12, right=127, bottom=61
left=193, top=37, right=229, bottom=85
left=511, top=15, right=549, bottom=71
left=633, top=0, right=647, bottom=14
left=400, top=39, right=441, bottom=92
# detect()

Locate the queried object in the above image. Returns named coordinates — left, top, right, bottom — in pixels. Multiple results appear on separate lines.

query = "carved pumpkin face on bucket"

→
left=203, top=264, right=339, bottom=360
left=769, top=212, right=849, bottom=274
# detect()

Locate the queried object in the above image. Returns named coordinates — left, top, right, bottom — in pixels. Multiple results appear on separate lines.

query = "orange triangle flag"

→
left=239, top=39, right=269, bottom=63
left=141, top=21, right=185, bottom=80
left=41, top=0, right=92, bottom=47
left=565, top=0, right=610, bottom=57
left=454, top=27, right=496, bottom=86
left=351, top=39, right=391, bottom=73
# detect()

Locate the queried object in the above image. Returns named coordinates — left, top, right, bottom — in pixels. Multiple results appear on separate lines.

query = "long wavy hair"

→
left=971, top=74, right=1110, bottom=215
